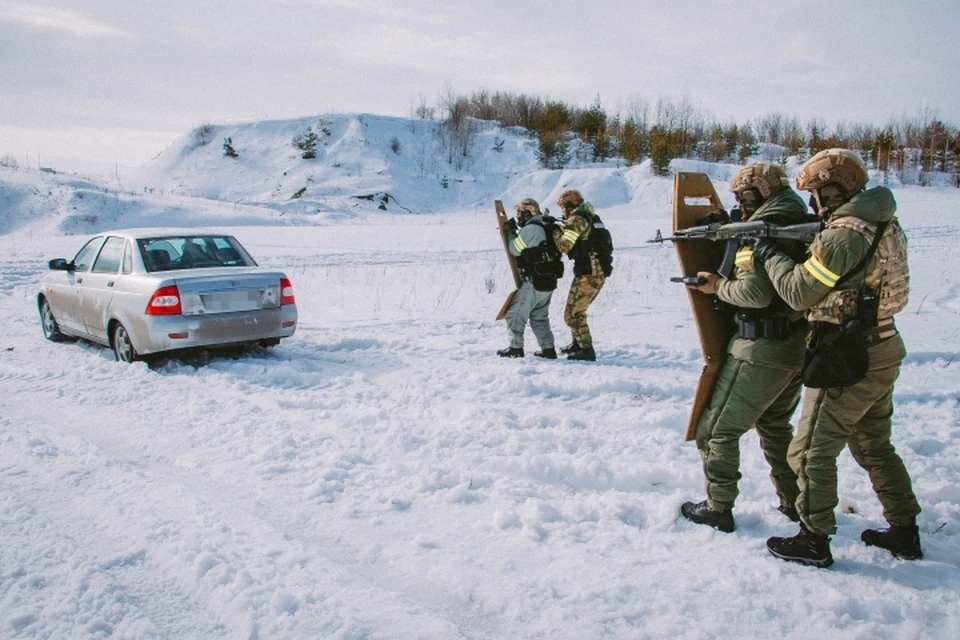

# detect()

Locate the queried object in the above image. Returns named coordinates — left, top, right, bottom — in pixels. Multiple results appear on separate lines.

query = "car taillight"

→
left=146, top=285, right=182, bottom=315
left=280, top=278, right=295, bottom=305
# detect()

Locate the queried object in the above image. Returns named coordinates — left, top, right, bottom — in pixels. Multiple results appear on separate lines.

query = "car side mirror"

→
left=48, top=258, right=73, bottom=271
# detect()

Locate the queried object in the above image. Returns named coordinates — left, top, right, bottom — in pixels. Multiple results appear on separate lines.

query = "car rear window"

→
left=138, top=236, right=256, bottom=272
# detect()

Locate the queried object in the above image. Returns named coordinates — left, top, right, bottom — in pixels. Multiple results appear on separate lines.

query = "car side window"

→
left=91, top=237, right=126, bottom=274
left=72, top=237, right=105, bottom=272
left=121, top=240, right=133, bottom=274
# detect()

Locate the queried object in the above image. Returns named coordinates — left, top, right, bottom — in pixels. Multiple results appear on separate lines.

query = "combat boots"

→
left=680, top=500, right=735, bottom=533
left=567, top=347, right=596, bottom=361
left=766, top=524, right=833, bottom=568
left=534, top=348, right=557, bottom=359
left=496, top=347, right=524, bottom=358
left=861, top=524, right=923, bottom=560
left=560, top=340, right=581, bottom=355
left=778, top=505, right=800, bottom=523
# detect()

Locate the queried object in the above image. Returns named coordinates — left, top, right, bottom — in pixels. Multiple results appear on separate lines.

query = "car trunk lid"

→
left=174, top=272, right=284, bottom=316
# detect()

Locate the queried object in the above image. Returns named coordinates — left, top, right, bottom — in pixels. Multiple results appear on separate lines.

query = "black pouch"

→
left=531, top=270, right=558, bottom=292
left=801, top=321, right=869, bottom=388
left=800, top=221, right=887, bottom=389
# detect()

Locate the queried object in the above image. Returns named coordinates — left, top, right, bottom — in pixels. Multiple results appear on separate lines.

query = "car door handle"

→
left=107, top=281, right=115, bottom=287
left=76, top=277, right=83, bottom=284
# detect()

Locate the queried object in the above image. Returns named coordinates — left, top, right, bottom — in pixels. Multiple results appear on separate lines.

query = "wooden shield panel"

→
left=495, top=200, right=522, bottom=320
left=672, top=173, right=737, bottom=441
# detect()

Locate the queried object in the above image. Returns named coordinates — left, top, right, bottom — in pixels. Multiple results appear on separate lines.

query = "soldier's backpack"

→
left=589, top=214, right=614, bottom=277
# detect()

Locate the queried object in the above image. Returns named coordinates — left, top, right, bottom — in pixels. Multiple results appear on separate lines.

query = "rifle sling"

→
left=834, top=220, right=888, bottom=288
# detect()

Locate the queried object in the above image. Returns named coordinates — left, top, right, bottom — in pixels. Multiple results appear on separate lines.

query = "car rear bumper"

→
left=130, top=305, right=297, bottom=355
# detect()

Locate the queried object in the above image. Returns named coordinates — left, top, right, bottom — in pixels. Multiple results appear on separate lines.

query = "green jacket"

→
left=764, top=186, right=907, bottom=369
left=718, top=188, right=809, bottom=368
left=764, top=186, right=896, bottom=311
left=717, top=188, right=809, bottom=310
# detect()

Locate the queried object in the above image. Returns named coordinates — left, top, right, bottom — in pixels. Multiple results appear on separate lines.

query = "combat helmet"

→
left=556, top=189, right=584, bottom=212
left=729, top=162, right=790, bottom=199
left=796, top=149, right=869, bottom=194
left=514, top=197, right=541, bottom=225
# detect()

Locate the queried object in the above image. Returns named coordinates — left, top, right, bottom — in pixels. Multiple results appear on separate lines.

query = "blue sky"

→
left=1, top=0, right=957, bottom=176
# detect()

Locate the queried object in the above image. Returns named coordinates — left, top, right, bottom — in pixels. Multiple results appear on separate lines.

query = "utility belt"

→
left=863, top=317, right=897, bottom=345
left=736, top=314, right=804, bottom=341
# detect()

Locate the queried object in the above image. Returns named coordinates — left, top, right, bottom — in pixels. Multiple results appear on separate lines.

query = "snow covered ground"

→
left=1, top=121, right=959, bottom=639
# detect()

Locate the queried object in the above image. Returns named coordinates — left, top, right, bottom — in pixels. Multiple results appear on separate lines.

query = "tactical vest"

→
left=570, top=214, right=613, bottom=277
left=730, top=240, right=806, bottom=339
left=806, top=216, right=910, bottom=324
left=518, top=221, right=563, bottom=291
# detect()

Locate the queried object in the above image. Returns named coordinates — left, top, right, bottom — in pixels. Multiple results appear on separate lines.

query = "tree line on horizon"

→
left=420, top=89, right=960, bottom=187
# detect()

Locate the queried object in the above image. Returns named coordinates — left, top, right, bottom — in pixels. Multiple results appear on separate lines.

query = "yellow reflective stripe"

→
left=735, top=248, right=753, bottom=265
left=803, top=255, right=840, bottom=287
left=561, top=229, right=580, bottom=244
left=512, top=235, right=527, bottom=252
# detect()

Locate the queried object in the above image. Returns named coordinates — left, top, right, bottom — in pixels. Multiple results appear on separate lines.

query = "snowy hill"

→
left=133, top=113, right=741, bottom=219
left=4, top=112, right=749, bottom=236
left=134, top=114, right=538, bottom=214
left=2, top=116, right=959, bottom=639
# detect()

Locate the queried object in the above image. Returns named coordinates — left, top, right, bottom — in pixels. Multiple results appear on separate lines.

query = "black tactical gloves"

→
left=753, top=238, right=780, bottom=264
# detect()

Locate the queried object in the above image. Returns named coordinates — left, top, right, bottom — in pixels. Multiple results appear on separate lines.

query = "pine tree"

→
left=737, top=125, right=759, bottom=163
left=592, top=129, right=612, bottom=162
left=649, top=126, right=673, bottom=176
left=536, top=130, right=571, bottom=169
left=620, top=118, right=642, bottom=166
left=293, top=127, right=318, bottom=159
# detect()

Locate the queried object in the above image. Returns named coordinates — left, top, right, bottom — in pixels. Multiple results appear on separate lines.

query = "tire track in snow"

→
left=0, top=358, right=503, bottom=639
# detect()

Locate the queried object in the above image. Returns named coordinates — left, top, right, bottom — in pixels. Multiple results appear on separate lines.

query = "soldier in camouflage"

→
left=679, top=162, right=809, bottom=533
left=757, top=149, right=921, bottom=568
left=552, top=189, right=611, bottom=361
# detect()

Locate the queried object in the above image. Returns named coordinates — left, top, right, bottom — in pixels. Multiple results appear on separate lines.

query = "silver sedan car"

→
left=38, top=228, right=298, bottom=362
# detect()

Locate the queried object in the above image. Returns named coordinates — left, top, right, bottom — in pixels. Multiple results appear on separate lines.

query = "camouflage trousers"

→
left=790, top=335, right=921, bottom=535
left=696, top=354, right=802, bottom=512
left=563, top=275, right=605, bottom=348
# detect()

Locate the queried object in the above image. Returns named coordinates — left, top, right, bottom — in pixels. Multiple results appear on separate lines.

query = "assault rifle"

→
left=647, top=220, right=823, bottom=245
left=649, top=219, right=823, bottom=278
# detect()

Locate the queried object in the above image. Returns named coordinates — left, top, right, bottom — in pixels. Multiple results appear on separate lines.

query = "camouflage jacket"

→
left=552, top=202, right=605, bottom=277
left=764, top=186, right=909, bottom=325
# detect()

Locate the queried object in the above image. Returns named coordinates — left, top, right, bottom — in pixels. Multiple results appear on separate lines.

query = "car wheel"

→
left=112, top=322, right=139, bottom=363
left=40, top=298, right=67, bottom=342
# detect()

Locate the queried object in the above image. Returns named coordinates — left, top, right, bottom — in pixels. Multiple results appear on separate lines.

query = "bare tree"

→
left=755, top=112, right=786, bottom=147
left=189, top=123, right=214, bottom=148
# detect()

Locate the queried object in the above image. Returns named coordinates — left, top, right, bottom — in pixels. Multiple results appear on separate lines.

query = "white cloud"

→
left=0, top=1, right=128, bottom=38
left=2, top=0, right=958, bottom=176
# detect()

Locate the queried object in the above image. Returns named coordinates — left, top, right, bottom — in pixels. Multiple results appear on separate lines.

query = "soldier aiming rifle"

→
left=667, top=163, right=815, bottom=535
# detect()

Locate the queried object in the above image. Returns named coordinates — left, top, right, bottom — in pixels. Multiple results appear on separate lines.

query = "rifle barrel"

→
left=646, top=221, right=821, bottom=244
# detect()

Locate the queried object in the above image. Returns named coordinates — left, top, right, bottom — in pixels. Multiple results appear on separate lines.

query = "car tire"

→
left=112, top=322, right=139, bottom=363
left=40, top=298, right=68, bottom=342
